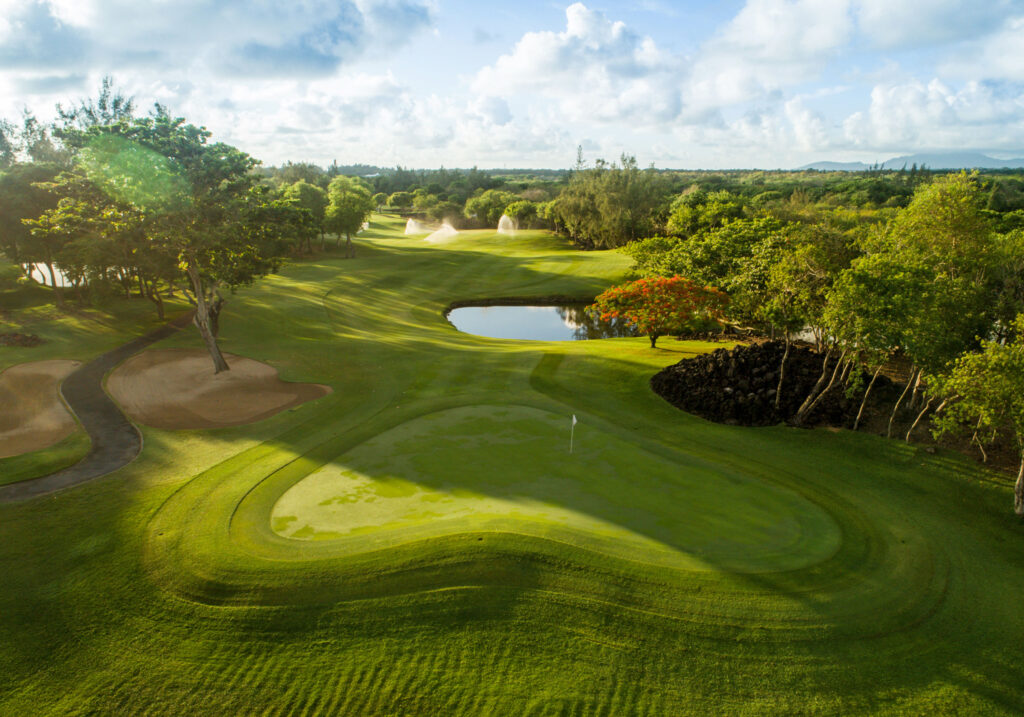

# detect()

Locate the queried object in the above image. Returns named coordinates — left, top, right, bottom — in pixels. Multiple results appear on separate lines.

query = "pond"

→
left=446, top=303, right=638, bottom=341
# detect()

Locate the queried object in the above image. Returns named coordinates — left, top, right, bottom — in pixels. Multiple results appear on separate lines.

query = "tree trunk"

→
left=208, top=295, right=224, bottom=337
left=839, top=358, right=853, bottom=385
left=1016, top=443, right=1024, bottom=517
left=345, top=232, right=354, bottom=258
left=971, top=417, right=987, bottom=462
left=853, top=365, right=882, bottom=431
left=794, top=349, right=847, bottom=425
left=909, top=371, right=923, bottom=411
left=793, top=348, right=833, bottom=425
left=186, top=257, right=230, bottom=374
left=775, top=334, right=791, bottom=410
left=649, top=333, right=659, bottom=349
left=145, top=280, right=165, bottom=321
left=888, top=367, right=918, bottom=438
left=905, top=396, right=935, bottom=442
left=118, top=268, right=131, bottom=298
left=43, top=257, right=65, bottom=308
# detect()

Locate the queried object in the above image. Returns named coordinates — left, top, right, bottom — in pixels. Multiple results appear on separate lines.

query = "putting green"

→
left=272, top=405, right=840, bottom=571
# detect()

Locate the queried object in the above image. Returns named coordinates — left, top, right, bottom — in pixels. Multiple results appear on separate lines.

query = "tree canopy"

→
left=590, top=276, right=728, bottom=348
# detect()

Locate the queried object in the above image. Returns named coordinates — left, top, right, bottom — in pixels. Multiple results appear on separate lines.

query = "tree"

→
left=590, top=276, right=728, bottom=348
left=20, top=112, right=66, bottom=165
left=283, top=180, right=328, bottom=250
left=21, top=197, right=87, bottom=306
left=823, top=173, right=998, bottom=435
left=931, top=315, right=1024, bottom=516
left=551, top=155, right=668, bottom=248
left=0, top=163, right=60, bottom=268
left=464, top=189, right=518, bottom=227
left=0, top=119, right=16, bottom=169
left=386, top=191, right=413, bottom=211
left=325, top=176, right=374, bottom=258
left=626, top=216, right=797, bottom=326
left=63, top=109, right=291, bottom=373
left=504, top=200, right=538, bottom=229
left=55, top=75, right=136, bottom=131
left=666, top=189, right=745, bottom=237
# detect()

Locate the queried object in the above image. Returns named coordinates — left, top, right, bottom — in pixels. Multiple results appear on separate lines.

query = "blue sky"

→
left=1, top=0, right=1023, bottom=168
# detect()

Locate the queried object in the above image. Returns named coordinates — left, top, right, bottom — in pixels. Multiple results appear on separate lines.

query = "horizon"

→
left=2, top=1, right=1024, bottom=170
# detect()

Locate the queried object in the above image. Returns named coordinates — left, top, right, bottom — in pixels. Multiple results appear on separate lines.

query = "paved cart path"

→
left=0, top=311, right=194, bottom=503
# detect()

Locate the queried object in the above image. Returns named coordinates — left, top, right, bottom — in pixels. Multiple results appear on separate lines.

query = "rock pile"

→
left=651, top=341, right=889, bottom=427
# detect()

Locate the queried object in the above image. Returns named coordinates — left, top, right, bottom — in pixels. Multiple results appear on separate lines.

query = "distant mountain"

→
left=799, top=160, right=871, bottom=171
left=881, top=153, right=1024, bottom=170
left=799, top=152, right=1024, bottom=172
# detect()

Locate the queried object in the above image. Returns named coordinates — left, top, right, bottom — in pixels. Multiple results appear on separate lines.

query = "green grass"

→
left=0, top=431, right=90, bottom=487
left=2, top=214, right=1023, bottom=714
left=0, top=282, right=191, bottom=369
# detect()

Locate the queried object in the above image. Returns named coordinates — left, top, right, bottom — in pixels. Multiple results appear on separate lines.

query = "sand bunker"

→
left=0, top=360, right=81, bottom=458
left=106, top=349, right=332, bottom=430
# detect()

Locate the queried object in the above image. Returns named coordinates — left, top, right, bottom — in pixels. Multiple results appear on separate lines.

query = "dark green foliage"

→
left=550, top=155, right=668, bottom=248
left=0, top=163, right=60, bottom=265
left=464, top=189, right=519, bottom=227
left=666, top=189, right=746, bottom=237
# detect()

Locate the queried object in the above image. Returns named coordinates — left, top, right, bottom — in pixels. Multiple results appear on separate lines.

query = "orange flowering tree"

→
left=590, top=276, right=728, bottom=348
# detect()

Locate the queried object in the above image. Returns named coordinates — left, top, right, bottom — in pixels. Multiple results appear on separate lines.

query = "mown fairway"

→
left=2, top=216, right=1023, bottom=714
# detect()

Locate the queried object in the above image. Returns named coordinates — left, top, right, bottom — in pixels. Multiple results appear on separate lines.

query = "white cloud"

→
left=855, top=0, right=1018, bottom=49
left=842, top=79, right=1024, bottom=150
left=3, top=0, right=1024, bottom=169
left=472, top=3, right=683, bottom=125
left=0, top=0, right=434, bottom=76
left=941, top=16, right=1024, bottom=82
left=784, top=98, right=832, bottom=151
left=686, top=0, right=854, bottom=111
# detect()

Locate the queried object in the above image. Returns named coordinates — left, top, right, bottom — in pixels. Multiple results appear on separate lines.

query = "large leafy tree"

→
left=325, top=175, right=374, bottom=258
left=825, top=173, right=998, bottom=434
left=626, top=216, right=798, bottom=326
left=464, top=189, right=518, bottom=227
left=0, top=163, right=60, bottom=269
left=552, top=154, right=668, bottom=249
left=590, top=276, right=728, bottom=348
left=63, top=108, right=293, bottom=373
left=666, top=189, right=745, bottom=237
left=931, top=315, right=1024, bottom=515
left=283, top=180, right=328, bottom=251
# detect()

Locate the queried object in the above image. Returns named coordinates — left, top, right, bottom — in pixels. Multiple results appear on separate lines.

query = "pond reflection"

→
left=447, top=304, right=638, bottom=341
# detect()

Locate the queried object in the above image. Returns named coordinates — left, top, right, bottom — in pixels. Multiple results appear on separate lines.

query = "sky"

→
left=1, top=0, right=1023, bottom=169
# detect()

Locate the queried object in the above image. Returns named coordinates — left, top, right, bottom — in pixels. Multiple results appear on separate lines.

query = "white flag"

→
left=572, top=414, right=577, bottom=426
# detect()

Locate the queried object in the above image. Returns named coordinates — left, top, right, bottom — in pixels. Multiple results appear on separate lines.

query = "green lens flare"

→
left=79, top=134, right=192, bottom=214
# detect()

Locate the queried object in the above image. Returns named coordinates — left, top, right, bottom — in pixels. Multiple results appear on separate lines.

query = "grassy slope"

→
left=1, top=215, right=1023, bottom=714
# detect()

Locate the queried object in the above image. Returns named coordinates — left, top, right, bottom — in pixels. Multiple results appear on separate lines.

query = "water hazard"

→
left=446, top=303, right=637, bottom=341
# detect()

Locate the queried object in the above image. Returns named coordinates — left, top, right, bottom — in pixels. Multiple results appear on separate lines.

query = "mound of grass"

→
left=0, top=432, right=90, bottom=487
left=2, top=215, right=1024, bottom=714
